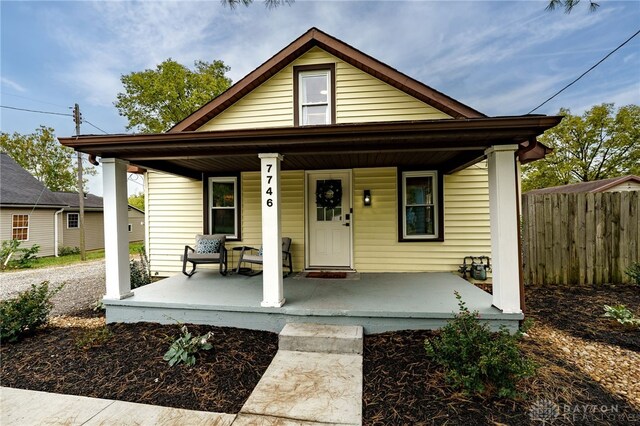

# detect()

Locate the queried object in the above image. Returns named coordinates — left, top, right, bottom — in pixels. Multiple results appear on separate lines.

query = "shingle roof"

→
left=53, top=191, right=103, bottom=209
left=0, top=153, right=67, bottom=207
left=525, top=175, right=640, bottom=195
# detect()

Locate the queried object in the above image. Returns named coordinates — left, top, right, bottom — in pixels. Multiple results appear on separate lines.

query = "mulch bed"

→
left=0, top=312, right=277, bottom=413
left=525, top=285, right=640, bottom=351
left=2, top=286, right=639, bottom=423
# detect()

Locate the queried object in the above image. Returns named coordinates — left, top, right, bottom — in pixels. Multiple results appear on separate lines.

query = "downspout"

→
left=54, top=208, right=64, bottom=257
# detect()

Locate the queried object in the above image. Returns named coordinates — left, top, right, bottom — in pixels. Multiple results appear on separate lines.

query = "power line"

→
left=1, top=104, right=72, bottom=117
left=84, top=120, right=109, bottom=134
left=528, top=28, right=640, bottom=114
left=0, top=92, right=68, bottom=109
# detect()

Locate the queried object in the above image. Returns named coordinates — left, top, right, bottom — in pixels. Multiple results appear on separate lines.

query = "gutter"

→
left=54, top=208, right=64, bottom=257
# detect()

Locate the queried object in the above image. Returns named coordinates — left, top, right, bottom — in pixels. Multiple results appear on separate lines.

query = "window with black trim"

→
left=67, top=213, right=79, bottom=229
left=12, top=214, right=29, bottom=241
left=128, top=224, right=133, bottom=232
left=208, top=177, right=238, bottom=238
left=294, top=64, right=335, bottom=126
left=400, top=171, right=440, bottom=240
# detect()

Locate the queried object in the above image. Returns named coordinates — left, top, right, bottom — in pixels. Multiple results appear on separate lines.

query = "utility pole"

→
left=73, top=103, right=86, bottom=261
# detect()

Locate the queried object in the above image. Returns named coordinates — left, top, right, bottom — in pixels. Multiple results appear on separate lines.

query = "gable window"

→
left=12, top=214, right=29, bottom=241
left=208, top=177, right=239, bottom=239
left=399, top=171, right=442, bottom=241
left=128, top=224, right=133, bottom=232
left=67, top=213, right=79, bottom=229
left=294, top=64, right=335, bottom=126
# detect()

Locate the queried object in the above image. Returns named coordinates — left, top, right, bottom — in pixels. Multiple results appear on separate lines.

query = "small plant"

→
left=424, top=291, right=535, bottom=398
left=16, top=244, right=40, bottom=268
left=76, top=326, right=112, bottom=349
left=1, top=239, right=21, bottom=269
left=130, top=245, right=150, bottom=289
left=163, top=325, right=214, bottom=367
left=603, top=304, right=640, bottom=328
left=58, top=246, right=81, bottom=256
left=1, top=240, right=39, bottom=269
left=625, top=262, right=640, bottom=285
left=91, top=298, right=105, bottom=312
left=0, top=281, right=63, bottom=343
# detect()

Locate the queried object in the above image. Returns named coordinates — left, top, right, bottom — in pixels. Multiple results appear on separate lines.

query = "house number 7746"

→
left=265, top=163, right=273, bottom=207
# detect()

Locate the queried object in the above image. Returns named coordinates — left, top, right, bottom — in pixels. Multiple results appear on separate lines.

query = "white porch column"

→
left=102, top=158, right=133, bottom=300
left=259, top=153, right=285, bottom=307
left=485, top=145, right=521, bottom=313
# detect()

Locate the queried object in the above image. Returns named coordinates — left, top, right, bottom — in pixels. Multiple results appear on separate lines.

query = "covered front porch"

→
left=104, top=271, right=523, bottom=334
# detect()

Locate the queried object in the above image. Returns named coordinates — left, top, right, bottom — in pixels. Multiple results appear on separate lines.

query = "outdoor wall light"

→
left=363, top=190, right=372, bottom=207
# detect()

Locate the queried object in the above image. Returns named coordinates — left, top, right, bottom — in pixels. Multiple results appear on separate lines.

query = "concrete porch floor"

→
left=104, top=272, right=523, bottom=334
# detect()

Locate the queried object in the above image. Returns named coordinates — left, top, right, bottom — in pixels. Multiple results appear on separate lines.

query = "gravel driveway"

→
left=0, top=260, right=106, bottom=316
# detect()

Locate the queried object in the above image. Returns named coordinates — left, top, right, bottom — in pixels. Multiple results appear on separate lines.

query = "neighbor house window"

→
left=67, top=213, right=79, bottom=229
left=294, top=64, right=335, bottom=126
left=400, top=171, right=440, bottom=240
left=128, top=224, right=132, bottom=232
left=12, top=214, right=29, bottom=241
left=208, top=177, right=238, bottom=239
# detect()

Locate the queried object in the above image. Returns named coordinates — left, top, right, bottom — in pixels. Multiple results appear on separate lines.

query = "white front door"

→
left=308, top=171, right=352, bottom=268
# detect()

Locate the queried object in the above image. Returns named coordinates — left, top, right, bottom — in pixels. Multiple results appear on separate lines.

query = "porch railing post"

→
left=102, top=157, right=133, bottom=300
left=259, top=153, right=285, bottom=307
left=485, top=145, right=521, bottom=314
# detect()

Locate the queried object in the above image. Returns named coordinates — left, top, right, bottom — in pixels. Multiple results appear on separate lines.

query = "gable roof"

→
left=53, top=191, right=104, bottom=209
left=170, top=27, right=484, bottom=132
left=525, top=175, right=640, bottom=195
left=0, top=153, right=67, bottom=207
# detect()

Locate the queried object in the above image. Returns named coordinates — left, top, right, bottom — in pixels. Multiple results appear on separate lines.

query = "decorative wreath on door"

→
left=316, top=180, right=342, bottom=209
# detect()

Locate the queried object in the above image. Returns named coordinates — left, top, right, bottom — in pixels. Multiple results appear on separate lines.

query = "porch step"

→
left=279, top=323, right=363, bottom=355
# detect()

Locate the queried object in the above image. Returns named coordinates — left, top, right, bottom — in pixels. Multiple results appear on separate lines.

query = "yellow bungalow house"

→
left=60, top=28, right=560, bottom=333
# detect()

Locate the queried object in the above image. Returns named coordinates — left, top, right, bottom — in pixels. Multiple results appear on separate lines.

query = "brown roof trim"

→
left=61, top=116, right=561, bottom=150
left=169, top=27, right=484, bottom=132
left=592, top=175, right=640, bottom=192
left=525, top=175, right=640, bottom=195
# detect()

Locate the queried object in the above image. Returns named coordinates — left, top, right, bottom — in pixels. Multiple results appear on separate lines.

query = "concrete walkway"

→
left=1, top=323, right=364, bottom=426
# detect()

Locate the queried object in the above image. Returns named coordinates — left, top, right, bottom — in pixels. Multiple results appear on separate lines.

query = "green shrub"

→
left=76, top=326, right=112, bottom=349
left=130, top=245, right=150, bottom=289
left=16, top=244, right=39, bottom=268
left=0, top=281, right=63, bottom=343
left=603, top=304, right=640, bottom=328
left=425, top=292, right=535, bottom=398
left=1, top=239, right=21, bottom=269
left=163, top=325, right=214, bottom=367
left=58, top=246, right=80, bottom=256
left=625, top=262, right=640, bottom=285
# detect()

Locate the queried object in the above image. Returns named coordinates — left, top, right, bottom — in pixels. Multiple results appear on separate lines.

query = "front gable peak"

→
left=170, top=28, right=484, bottom=132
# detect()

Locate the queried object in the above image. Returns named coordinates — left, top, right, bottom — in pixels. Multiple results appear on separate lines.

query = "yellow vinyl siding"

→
left=147, top=170, right=203, bottom=276
left=230, top=171, right=305, bottom=272
left=147, top=170, right=305, bottom=276
left=353, top=164, right=490, bottom=272
left=0, top=208, right=58, bottom=257
left=198, top=47, right=450, bottom=131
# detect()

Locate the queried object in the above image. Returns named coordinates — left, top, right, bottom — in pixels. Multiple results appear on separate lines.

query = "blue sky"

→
left=1, top=0, right=639, bottom=195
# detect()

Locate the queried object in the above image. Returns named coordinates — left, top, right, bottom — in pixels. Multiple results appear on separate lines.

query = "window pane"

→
left=406, top=176, right=433, bottom=205
left=211, top=182, right=234, bottom=207
left=317, top=207, right=325, bottom=221
left=302, top=75, right=328, bottom=104
left=302, top=105, right=328, bottom=125
left=211, top=209, right=235, bottom=234
left=406, top=206, right=435, bottom=236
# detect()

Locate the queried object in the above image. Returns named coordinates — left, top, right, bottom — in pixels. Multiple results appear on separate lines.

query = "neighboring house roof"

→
left=53, top=191, right=104, bottom=209
left=170, top=27, right=485, bottom=132
left=128, top=205, right=144, bottom=214
left=525, top=175, right=640, bottom=195
left=0, top=153, right=67, bottom=207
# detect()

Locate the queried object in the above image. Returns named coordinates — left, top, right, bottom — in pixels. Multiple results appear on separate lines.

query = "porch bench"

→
left=182, top=234, right=228, bottom=277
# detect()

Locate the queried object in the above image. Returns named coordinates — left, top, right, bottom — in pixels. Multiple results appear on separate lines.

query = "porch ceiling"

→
left=59, top=116, right=562, bottom=179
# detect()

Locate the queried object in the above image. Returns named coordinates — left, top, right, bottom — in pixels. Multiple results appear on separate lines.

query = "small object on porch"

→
left=236, top=237, right=293, bottom=277
left=458, top=256, right=491, bottom=281
left=182, top=234, right=228, bottom=277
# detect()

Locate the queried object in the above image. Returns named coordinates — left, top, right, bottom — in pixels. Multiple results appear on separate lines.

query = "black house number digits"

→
left=265, top=163, right=273, bottom=207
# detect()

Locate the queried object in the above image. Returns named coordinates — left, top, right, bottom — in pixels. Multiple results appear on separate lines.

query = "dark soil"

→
left=526, top=285, right=640, bottom=351
left=363, top=330, right=639, bottom=425
left=2, top=286, right=639, bottom=424
left=0, top=314, right=278, bottom=413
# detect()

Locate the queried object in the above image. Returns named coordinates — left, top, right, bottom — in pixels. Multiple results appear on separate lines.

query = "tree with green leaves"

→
left=115, top=59, right=232, bottom=133
left=128, top=192, right=145, bottom=211
left=522, top=103, right=640, bottom=192
left=0, top=126, right=95, bottom=192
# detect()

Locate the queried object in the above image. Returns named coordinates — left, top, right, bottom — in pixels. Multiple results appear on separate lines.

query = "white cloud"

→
left=1, top=77, right=26, bottom=92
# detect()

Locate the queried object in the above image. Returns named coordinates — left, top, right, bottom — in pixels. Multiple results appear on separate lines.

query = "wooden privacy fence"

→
left=522, top=191, right=640, bottom=286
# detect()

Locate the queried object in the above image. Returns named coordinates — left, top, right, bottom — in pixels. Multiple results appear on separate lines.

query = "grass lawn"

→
left=3, top=242, right=144, bottom=270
